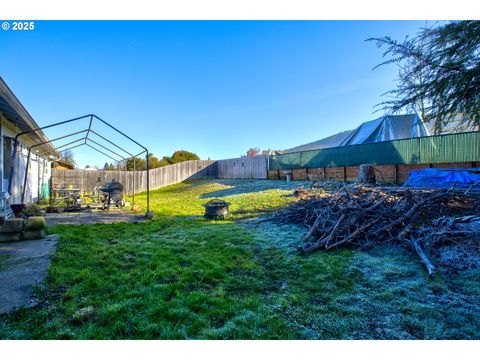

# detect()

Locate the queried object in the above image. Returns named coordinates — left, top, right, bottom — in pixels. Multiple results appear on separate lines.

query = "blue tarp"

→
left=403, top=168, right=480, bottom=190
left=284, top=114, right=429, bottom=153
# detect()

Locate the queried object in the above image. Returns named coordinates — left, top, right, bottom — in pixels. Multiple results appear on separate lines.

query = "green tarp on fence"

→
left=269, top=131, right=480, bottom=170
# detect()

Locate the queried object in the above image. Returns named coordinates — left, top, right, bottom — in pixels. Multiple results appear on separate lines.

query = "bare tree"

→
left=60, top=150, right=76, bottom=166
left=246, top=147, right=260, bottom=157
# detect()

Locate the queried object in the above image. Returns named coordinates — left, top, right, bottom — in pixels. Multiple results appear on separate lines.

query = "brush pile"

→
left=416, top=215, right=480, bottom=272
left=275, top=185, right=480, bottom=276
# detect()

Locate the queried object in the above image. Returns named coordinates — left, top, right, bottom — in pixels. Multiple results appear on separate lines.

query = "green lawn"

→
left=1, top=179, right=480, bottom=339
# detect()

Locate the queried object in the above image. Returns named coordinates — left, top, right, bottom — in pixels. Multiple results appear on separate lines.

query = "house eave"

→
left=0, top=76, right=59, bottom=158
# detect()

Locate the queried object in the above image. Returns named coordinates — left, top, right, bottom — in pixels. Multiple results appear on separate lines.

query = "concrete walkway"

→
left=0, top=235, right=58, bottom=314
left=0, top=210, right=146, bottom=314
left=45, top=209, right=147, bottom=226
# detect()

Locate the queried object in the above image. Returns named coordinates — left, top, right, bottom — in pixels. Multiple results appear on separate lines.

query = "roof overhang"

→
left=0, top=76, right=59, bottom=158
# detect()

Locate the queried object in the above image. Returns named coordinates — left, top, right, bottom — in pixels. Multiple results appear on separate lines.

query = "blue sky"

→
left=1, top=21, right=428, bottom=168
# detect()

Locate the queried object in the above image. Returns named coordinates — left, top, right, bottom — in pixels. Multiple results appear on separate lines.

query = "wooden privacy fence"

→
left=52, top=156, right=268, bottom=194
left=52, top=160, right=216, bottom=194
left=216, top=155, right=268, bottom=179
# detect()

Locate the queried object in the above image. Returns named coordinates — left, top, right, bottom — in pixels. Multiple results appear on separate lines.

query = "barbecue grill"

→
left=99, top=180, right=124, bottom=210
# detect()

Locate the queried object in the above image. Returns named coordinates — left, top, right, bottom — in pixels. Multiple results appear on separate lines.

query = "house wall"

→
left=0, top=113, right=52, bottom=204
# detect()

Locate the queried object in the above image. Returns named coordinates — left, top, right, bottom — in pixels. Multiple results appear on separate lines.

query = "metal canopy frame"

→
left=8, top=114, right=151, bottom=214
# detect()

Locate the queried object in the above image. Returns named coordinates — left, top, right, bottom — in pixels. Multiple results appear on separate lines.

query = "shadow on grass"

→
left=200, top=179, right=311, bottom=199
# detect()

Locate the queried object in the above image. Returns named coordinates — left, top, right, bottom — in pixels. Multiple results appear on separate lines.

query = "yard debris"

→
left=294, top=180, right=357, bottom=198
left=293, top=186, right=309, bottom=198
left=416, top=215, right=480, bottom=272
left=274, top=184, right=480, bottom=276
left=293, top=180, right=354, bottom=199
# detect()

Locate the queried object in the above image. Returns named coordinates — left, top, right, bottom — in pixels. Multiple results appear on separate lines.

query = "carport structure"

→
left=8, top=114, right=151, bottom=214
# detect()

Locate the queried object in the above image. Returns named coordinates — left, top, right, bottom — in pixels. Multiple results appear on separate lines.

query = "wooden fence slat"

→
left=52, top=157, right=268, bottom=194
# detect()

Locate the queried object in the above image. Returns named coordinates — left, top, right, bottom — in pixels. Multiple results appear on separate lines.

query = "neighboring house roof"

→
left=285, top=130, right=354, bottom=153
left=284, top=114, right=429, bottom=153
left=53, top=160, right=75, bottom=170
left=338, top=114, right=428, bottom=146
left=261, top=149, right=283, bottom=156
left=424, top=114, right=479, bottom=135
left=0, top=76, right=58, bottom=157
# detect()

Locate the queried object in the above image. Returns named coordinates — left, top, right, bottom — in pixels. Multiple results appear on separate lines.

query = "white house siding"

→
left=0, top=77, right=57, bottom=205
left=0, top=116, right=52, bottom=204
left=13, top=142, right=51, bottom=204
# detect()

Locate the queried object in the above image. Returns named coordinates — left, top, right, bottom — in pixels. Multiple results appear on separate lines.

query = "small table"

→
left=52, top=188, right=82, bottom=209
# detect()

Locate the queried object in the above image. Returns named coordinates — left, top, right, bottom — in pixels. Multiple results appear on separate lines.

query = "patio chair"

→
left=0, top=192, right=14, bottom=223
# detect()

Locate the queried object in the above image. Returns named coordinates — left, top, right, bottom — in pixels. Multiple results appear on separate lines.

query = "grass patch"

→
left=1, top=179, right=480, bottom=339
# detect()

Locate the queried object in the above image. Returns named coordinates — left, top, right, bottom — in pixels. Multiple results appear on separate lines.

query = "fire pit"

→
left=203, top=199, right=230, bottom=219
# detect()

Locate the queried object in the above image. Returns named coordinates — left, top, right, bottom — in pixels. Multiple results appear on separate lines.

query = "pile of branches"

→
left=275, top=185, right=480, bottom=276
left=417, top=215, right=480, bottom=272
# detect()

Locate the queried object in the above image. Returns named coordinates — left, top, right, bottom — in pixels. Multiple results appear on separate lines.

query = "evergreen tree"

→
left=103, top=162, right=116, bottom=170
left=369, top=21, right=480, bottom=133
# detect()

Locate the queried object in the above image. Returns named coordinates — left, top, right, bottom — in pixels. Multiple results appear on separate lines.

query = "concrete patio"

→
left=0, top=235, right=58, bottom=314
left=45, top=209, right=148, bottom=226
